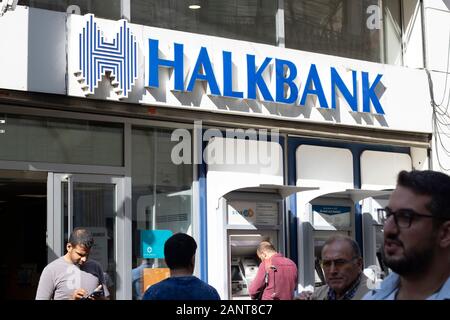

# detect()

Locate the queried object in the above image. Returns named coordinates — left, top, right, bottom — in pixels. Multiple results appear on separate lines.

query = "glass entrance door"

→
left=47, top=173, right=128, bottom=300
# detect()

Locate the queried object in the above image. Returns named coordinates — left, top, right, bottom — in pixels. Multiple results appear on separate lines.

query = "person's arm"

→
left=35, top=267, right=55, bottom=300
left=95, top=267, right=110, bottom=300
left=248, top=263, right=266, bottom=299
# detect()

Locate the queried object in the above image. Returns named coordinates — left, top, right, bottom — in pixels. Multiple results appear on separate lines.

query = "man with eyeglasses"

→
left=364, top=170, right=450, bottom=300
left=297, top=235, right=369, bottom=300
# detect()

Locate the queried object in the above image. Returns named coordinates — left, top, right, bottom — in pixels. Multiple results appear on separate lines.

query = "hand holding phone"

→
left=81, top=284, right=103, bottom=300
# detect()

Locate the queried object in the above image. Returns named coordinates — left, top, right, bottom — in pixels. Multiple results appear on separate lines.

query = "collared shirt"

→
left=363, top=272, right=450, bottom=300
left=327, top=273, right=362, bottom=300
left=248, top=253, right=298, bottom=300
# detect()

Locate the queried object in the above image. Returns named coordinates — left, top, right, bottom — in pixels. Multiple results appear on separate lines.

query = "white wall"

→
left=0, top=7, right=66, bottom=93
left=402, top=0, right=424, bottom=69
left=296, top=145, right=354, bottom=222
left=422, top=1, right=450, bottom=173
left=0, top=6, right=28, bottom=91
left=360, top=150, right=412, bottom=190
left=410, top=147, right=429, bottom=170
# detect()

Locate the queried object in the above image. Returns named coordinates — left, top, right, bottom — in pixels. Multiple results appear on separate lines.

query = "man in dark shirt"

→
left=142, top=233, right=220, bottom=300
left=249, top=241, right=297, bottom=300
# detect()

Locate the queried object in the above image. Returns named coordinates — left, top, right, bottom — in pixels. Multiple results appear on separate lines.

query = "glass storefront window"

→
left=284, top=0, right=401, bottom=63
left=131, top=127, right=193, bottom=300
left=63, top=182, right=117, bottom=299
left=18, top=0, right=121, bottom=20
left=131, top=0, right=278, bottom=45
left=0, top=114, right=123, bottom=166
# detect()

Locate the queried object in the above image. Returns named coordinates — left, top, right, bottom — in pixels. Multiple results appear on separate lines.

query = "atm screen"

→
left=231, top=265, right=243, bottom=281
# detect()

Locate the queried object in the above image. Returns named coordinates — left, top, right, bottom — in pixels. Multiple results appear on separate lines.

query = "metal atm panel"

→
left=228, top=231, right=279, bottom=299
left=225, top=193, right=283, bottom=299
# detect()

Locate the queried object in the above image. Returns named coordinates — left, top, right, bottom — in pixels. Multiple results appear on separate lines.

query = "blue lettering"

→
left=247, top=55, right=274, bottom=101
left=223, top=51, right=243, bottom=99
left=187, top=47, right=221, bottom=95
left=331, top=67, right=357, bottom=111
left=275, top=59, right=298, bottom=104
left=148, top=39, right=184, bottom=91
left=145, top=40, right=385, bottom=115
left=300, top=64, right=329, bottom=108
left=362, top=72, right=384, bottom=114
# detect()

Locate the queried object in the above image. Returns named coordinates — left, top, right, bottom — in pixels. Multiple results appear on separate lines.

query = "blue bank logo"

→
left=76, top=14, right=138, bottom=99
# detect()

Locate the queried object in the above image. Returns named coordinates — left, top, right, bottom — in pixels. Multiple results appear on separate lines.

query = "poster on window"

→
left=141, top=229, right=173, bottom=259
left=312, top=205, right=351, bottom=228
left=84, top=227, right=108, bottom=271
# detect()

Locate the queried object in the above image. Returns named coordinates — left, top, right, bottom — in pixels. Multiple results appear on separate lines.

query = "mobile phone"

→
left=81, top=285, right=103, bottom=300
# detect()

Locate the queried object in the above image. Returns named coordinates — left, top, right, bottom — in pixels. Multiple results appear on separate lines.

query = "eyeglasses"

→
left=320, top=257, right=358, bottom=269
left=378, top=207, right=437, bottom=229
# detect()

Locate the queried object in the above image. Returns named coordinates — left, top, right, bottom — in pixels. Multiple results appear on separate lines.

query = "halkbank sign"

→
left=146, top=39, right=384, bottom=114
left=67, top=14, right=432, bottom=131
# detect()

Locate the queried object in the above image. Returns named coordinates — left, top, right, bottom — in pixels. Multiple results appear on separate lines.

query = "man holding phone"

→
left=36, top=228, right=110, bottom=300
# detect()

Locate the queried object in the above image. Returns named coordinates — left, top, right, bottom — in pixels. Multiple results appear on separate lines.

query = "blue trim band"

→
left=198, top=137, right=208, bottom=282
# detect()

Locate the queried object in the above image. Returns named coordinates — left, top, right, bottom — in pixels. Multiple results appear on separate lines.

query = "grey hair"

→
left=322, top=235, right=361, bottom=258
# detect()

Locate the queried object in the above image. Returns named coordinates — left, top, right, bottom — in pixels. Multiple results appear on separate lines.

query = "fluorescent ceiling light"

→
left=189, top=4, right=201, bottom=9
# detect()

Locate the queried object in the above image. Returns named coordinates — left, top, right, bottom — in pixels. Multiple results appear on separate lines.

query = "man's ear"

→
left=66, top=243, right=72, bottom=253
left=356, top=257, right=363, bottom=270
left=438, top=221, right=450, bottom=249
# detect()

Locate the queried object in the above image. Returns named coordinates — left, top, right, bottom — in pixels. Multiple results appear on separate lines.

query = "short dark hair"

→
left=397, top=170, right=450, bottom=224
left=164, top=233, right=197, bottom=270
left=68, top=227, right=94, bottom=250
left=323, top=235, right=361, bottom=258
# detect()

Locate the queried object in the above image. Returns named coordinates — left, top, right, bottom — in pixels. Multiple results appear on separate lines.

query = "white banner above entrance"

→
left=64, top=13, right=432, bottom=133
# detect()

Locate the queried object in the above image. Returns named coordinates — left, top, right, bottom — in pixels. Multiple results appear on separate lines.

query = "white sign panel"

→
left=228, top=201, right=278, bottom=226
left=65, top=14, right=432, bottom=133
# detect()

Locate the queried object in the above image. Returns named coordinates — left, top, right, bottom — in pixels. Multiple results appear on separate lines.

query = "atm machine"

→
left=308, top=195, right=355, bottom=287
left=225, top=190, right=281, bottom=300
left=221, top=185, right=316, bottom=300
left=299, top=189, right=392, bottom=287
left=362, top=193, right=391, bottom=277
